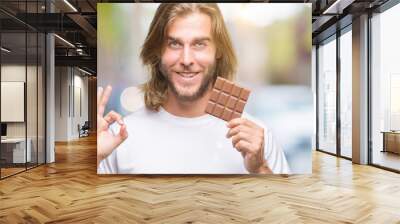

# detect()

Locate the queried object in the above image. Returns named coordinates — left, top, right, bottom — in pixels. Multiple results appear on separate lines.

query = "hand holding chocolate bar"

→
left=226, top=118, right=271, bottom=174
left=206, top=77, right=271, bottom=174
left=97, top=86, right=128, bottom=165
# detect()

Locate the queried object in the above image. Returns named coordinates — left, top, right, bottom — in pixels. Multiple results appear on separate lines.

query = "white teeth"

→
left=178, top=72, right=197, bottom=78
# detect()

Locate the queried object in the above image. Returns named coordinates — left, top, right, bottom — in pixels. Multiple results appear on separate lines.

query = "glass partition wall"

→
left=339, top=27, right=352, bottom=159
left=317, top=35, right=337, bottom=155
left=370, top=3, right=400, bottom=172
left=0, top=1, right=46, bottom=179
left=316, top=26, right=353, bottom=159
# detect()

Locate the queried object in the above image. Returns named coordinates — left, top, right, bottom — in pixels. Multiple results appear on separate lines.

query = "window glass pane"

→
left=340, top=29, right=352, bottom=158
left=318, top=37, right=337, bottom=154
left=312, top=46, right=316, bottom=150
left=371, top=3, right=400, bottom=171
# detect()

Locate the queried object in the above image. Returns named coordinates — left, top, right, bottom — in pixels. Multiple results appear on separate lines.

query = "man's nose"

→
left=180, top=46, right=194, bottom=68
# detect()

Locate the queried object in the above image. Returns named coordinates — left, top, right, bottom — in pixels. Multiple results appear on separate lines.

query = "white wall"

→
left=71, top=72, right=89, bottom=139
left=55, top=67, right=89, bottom=141
left=55, top=67, right=69, bottom=141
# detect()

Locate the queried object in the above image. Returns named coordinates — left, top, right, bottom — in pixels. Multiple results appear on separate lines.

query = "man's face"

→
left=160, top=12, right=217, bottom=102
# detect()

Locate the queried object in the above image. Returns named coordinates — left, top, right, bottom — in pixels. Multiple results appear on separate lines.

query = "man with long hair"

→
left=97, top=3, right=290, bottom=174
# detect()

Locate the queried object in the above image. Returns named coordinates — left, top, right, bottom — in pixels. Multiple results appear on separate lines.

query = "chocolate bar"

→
left=205, top=77, right=251, bottom=121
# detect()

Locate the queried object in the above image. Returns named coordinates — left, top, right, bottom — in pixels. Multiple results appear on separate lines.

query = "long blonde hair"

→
left=140, top=3, right=237, bottom=111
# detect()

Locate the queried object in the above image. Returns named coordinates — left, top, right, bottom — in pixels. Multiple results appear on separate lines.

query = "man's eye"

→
left=169, top=42, right=181, bottom=48
left=194, top=42, right=206, bottom=48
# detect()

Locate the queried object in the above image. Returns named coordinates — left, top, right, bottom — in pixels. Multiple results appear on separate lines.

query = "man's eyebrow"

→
left=167, top=37, right=180, bottom=42
left=193, top=37, right=211, bottom=42
left=166, top=36, right=211, bottom=42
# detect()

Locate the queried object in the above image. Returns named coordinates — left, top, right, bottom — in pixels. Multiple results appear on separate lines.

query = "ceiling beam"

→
left=323, top=0, right=356, bottom=14
left=312, top=15, right=335, bottom=33
left=67, top=13, right=97, bottom=39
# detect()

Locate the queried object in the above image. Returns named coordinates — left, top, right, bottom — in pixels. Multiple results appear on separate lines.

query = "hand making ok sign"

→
left=97, top=85, right=128, bottom=165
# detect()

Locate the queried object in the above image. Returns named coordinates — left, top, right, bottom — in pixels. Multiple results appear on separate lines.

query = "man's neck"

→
left=163, top=88, right=212, bottom=118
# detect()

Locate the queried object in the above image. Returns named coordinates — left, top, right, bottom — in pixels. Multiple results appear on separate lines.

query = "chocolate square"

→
left=222, top=109, right=233, bottom=121
left=231, top=111, right=241, bottom=120
left=235, top=100, right=246, bottom=113
left=214, top=104, right=224, bottom=117
left=210, top=89, right=220, bottom=102
left=222, top=81, right=233, bottom=93
left=217, top=92, right=229, bottom=105
left=227, top=96, right=237, bottom=109
left=239, top=88, right=250, bottom=101
left=232, top=85, right=241, bottom=97
left=214, top=78, right=224, bottom=90
left=205, top=102, right=215, bottom=114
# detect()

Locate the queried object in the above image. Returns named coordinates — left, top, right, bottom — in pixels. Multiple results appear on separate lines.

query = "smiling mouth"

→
left=176, top=72, right=200, bottom=78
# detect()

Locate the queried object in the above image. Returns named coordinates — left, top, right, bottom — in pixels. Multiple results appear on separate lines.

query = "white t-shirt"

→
left=98, top=106, right=290, bottom=174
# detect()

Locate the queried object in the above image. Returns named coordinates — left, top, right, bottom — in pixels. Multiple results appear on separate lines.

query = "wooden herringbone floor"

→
left=0, top=135, right=400, bottom=224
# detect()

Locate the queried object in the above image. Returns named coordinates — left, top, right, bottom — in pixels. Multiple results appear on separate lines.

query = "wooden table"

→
left=1, top=138, right=31, bottom=164
left=382, top=131, right=400, bottom=154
